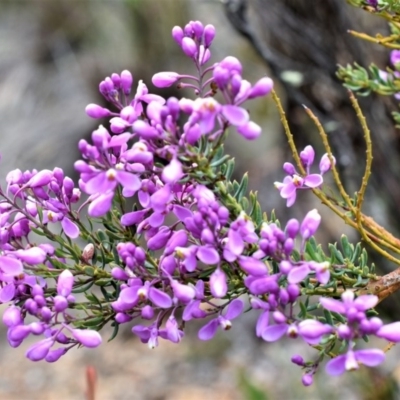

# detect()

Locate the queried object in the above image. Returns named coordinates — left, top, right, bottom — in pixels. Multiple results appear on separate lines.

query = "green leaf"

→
left=341, top=235, right=353, bottom=259
left=233, top=173, right=248, bottom=201
left=108, top=321, right=120, bottom=342
left=72, top=280, right=94, bottom=293
left=323, top=310, right=333, bottom=325
left=329, top=243, right=344, bottom=264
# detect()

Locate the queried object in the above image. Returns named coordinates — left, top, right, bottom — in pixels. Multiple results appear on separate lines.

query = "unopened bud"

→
left=82, top=243, right=95, bottom=263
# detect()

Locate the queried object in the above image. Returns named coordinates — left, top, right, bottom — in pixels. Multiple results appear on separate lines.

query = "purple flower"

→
left=320, top=290, right=378, bottom=318
left=326, top=348, right=385, bottom=376
left=198, top=299, right=243, bottom=340
left=275, top=146, right=333, bottom=206
left=84, top=168, right=141, bottom=196
left=275, top=174, right=322, bottom=207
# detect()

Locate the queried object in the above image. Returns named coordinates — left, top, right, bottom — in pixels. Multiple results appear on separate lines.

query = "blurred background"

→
left=1, top=0, right=400, bottom=398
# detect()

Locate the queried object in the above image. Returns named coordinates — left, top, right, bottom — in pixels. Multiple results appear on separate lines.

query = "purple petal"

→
left=26, top=170, right=53, bottom=188
left=173, top=205, right=193, bottom=221
left=256, top=310, right=270, bottom=337
left=120, top=209, right=148, bottom=226
left=72, top=329, right=102, bottom=348
left=325, top=355, right=346, bottom=376
left=0, top=284, right=16, bottom=302
left=238, top=256, right=268, bottom=276
left=317, top=269, right=330, bottom=285
left=15, top=247, right=47, bottom=265
left=236, top=121, right=261, bottom=140
left=221, top=105, right=249, bottom=126
left=150, top=185, right=172, bottom=212
left=354, top=295, right=378, bottom=311
left=298, top=319, right=332, bottom=340
left=287, top=265, right=310, bottom=284
left=148, top=212, right=165, bottom=228
left=85, top=172, right=115, bottom=195
left=149, top=287, right=172, bottom=309
left=209, top=268, right=227, bottom=298
left=319, top=297, right=346, bottom=314
left=132, top=325, right=151, bottom=342
left=26, top=339, right=52, bottom=361
left=162, top=159, right=183, bottom=183
left=286, top=192, right=297, bottom=207
left=262, top=324, right=288, bottom=342
left=88, top=192, right=114, bottom=218
left=61, top=217, right=80, bottom=239
left=198, top=318, right=219, bottom=341
left=152, top=72, right=180, bottom=88
left=197, top=246, right=220, bottom=264
left=119, top=287, right=139, bottom=306
left=304, top=174, right=323, bottom=188
left=57, top=270, right=74, bottom=297
left=224, top=299, right=244, bottom=320
left=376, top=322, right=400, bottom=342
left=116, top=171, right=141, bottom=192
left=0, top=256, right=23, bottom=275
left=355, top=349, right=385, bottom=366
left=227, top=229, right=244, bottom=256
left=281, top=182, right=297, bottom=200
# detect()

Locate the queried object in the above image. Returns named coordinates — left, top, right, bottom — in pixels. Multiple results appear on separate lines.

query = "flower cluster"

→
left=0, top=19, right=399, bottom=389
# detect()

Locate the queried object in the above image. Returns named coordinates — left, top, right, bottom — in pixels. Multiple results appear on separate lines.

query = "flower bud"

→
left=57, top=269, right=74, bottom=297
left=85, top=104, right=111, bottom=119
left=45, top=348, right=67, bottom=363
left=26, top=339, right=53, bottom=361
left=120, top=70, right=133, bottom=95
left=302, top=374, right=313, bottom=387
left=172, top=26, right=184, bottom=45
left=319, top=153, right=336, bottom=174
left=291, top=354, right=304, bottom=366
left=181, top=37, right=197, bottom=58
left=300, top=209, right=321, bottom=240
left=3, top=306, right=22, bottom=327
left=71, top=328, right=102, bottom=348
left=204, top=24, right=216, bottom=47
left=82, top=243, right=95, bottom=263
left=248, top=77, right=273, bottom=99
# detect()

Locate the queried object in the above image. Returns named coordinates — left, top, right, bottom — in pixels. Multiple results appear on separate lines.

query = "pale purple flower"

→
left=319, top=153, right=336, bottom=174
left=84, top=168, right=141, bottom=196
left=326, top=349, right=385, bottom=376
left=275, top=174, right=322, bottom=207
left=198, top=299, right=243, bottom=340
left=160, top=315, right=184, bottom=343
left=320, top=290, right=378, bottom=318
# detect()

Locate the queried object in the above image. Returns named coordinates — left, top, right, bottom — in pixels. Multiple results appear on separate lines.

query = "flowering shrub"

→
left=2, top=8, right=400, bottom=387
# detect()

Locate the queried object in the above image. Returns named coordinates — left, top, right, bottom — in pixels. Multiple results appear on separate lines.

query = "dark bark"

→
left=224, top=0, right=400, bottom=315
